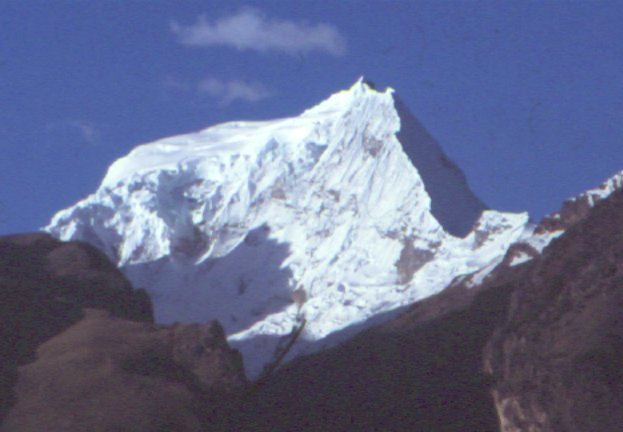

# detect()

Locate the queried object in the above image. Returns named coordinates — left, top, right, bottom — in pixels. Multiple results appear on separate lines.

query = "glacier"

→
left=46, top=79, right=532, bottom=376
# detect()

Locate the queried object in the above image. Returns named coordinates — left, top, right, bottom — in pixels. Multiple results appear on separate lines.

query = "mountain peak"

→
left=45, top=83, right=528, bottom=376
left=314, top=79, right=486, bottom=237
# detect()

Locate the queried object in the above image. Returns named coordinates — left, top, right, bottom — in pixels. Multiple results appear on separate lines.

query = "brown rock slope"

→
left=484, top=190, right=623, bottom=431
left=1, top=309, right=245, bottom=432
left=0, top=233, right=152, bottom=420
left=0, top=233, right=246, bottom=431
left=3, top=185, right=620, bottom=431
left=216, top=261, right=515, bottom=431
left=217, top=191, right=623, bottom=431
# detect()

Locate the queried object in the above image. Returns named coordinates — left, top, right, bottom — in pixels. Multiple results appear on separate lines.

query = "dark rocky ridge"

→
left=0, top=233, right=246, bottom=431
left=1, top=309, right=246, bottom=432
left=215, top=279, right=510, bottom=431
left=2, top=186, right=622, bottom=431
left=485, top=190, right=623, bottom=431
left=212, top=190, right=623, bottom=431
left=536, top=171, right=622, bottom=234
left=0, top=233, right=153, bottom=421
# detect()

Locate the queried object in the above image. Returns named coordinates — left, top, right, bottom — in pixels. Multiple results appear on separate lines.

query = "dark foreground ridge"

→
left=0, top=233, right=152, bottom=422
left=213, top=190, right=623, bottom=431
left=0, top=233, right=245, bottom=432
left=485, top=190, right=623, bottom=431
left=1, top=191, right=622, bottom=431
left=214, top=276, right=509, bottom=431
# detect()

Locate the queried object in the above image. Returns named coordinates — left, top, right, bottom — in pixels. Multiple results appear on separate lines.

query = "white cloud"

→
left=161, top=76, right=192, bottom=92
left=72, top=121, right=100, bottom=144
left=46, top=120, right=101, bottom=145
left=197, top=77, right=271, bottom=106
left=171, top=8, right=346, bottom=56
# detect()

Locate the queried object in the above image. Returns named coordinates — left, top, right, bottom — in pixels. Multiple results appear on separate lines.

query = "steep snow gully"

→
left=48, top=80, right=546, bottom=375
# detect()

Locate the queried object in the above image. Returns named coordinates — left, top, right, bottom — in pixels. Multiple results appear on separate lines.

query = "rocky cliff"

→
left=0, top=233, right=245, bottom=431
left=485, top=190, right=623, bottom=431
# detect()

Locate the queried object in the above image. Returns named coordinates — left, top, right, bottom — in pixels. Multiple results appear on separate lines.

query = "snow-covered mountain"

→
left=46, top=80, right=531, bottom=375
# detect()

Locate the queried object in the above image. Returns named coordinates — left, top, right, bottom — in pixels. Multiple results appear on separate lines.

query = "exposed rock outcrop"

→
left=0, top=233, right=246, bottom=431
left=0, top=233, right=152, bottom=421
left=536, top=170, right=623, bottom=234
left=1, top=309, right=245, bottom=432
left=485, top=190, right=623, bottom=431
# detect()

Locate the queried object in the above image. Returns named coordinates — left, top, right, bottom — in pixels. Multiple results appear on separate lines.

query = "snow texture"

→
left=47, top=80, right=530, bottom=376
left=508, top=170, right=623, bottom=267
left=572, top=170, right=623, bottom=206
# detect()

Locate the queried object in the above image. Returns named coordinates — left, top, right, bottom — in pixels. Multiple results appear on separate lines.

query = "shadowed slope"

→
left=0, top=233, right=152, bottom=421
left=0, top=233, right=246, bottom=431
left=215, top=275, right=514, bottom=431
left=1, top=309, right=245, bottom=432
left=394, top=95, right=487, bottom=237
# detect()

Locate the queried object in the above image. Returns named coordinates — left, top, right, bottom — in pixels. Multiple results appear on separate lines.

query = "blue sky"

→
left=1, top=1, right=622, bottom=234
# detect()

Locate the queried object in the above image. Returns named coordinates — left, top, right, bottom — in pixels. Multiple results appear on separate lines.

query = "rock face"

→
left=0, top=233, right=152, bottom=420
left=536, top=170, right=623, bottom=234
left=0, top=232, right=152, bottom=361
left=1, top=309, right=245, bottom=432
left=0, top=233, right=246, bottom=431
left=0, top=233, right=153, bottom=330
left=485, top=190, right=623, bottom=431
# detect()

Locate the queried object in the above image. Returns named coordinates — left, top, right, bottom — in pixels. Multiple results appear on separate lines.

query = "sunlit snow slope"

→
left=47, top=80, right=530, bottom=375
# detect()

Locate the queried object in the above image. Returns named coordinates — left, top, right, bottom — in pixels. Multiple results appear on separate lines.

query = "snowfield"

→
left=47, top=80, right=542, bottom=375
